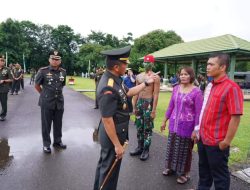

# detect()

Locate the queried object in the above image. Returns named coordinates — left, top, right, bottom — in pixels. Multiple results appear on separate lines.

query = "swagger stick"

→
left=100, top=141, right=129, bottom=190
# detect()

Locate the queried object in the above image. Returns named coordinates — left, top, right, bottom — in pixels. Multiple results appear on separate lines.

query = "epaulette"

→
left=59, top=67, right=66, bottom=72
left=107, top=78, right=114, bottom=87
left=40, top=66, right=49, bottom=70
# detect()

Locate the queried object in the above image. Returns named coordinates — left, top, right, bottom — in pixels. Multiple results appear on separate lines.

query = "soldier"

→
left=35, top=50, right=67, bottom=154
left=130, top=55, right=160, bottom=161
left=30, top=68, right=36, bottom=85
left=93, top=46, right=157, bottom=190
left=11, top=63, right=23, bottom=95
left=94, top=67, right=104, bottom=109
left=0, top=55, right=12, bottom=121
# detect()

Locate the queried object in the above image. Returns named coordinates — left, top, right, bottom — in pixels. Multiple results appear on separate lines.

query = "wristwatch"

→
left=144, top=80, right=149, bottom=86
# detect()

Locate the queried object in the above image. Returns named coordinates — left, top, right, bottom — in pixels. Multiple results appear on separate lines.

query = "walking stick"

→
left=100, top=141, right=129, bottom=190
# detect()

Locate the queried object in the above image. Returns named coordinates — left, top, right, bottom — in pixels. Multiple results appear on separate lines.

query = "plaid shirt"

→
left=200, top=75, right=243, bottom=146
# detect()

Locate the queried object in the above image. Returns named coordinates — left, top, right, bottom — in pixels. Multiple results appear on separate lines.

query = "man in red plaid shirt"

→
left=197, top=53, right=243, bottom=190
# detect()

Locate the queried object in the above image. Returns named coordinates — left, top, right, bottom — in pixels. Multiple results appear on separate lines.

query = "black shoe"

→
left=10, top=93, right=13, bottom=95
left=43, top=146, right=51, bottom=153
left=93, top=106, right=99, bottom=109
left=53, top=142, right=67, bottom=149
left=140, top=149, right=149, bottom=161
left=130, top=147, right=143, bottom=156
left=0, top=116, right=6, bottom=121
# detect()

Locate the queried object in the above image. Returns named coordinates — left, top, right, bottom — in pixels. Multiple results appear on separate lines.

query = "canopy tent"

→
left=148, top=34, right=250, bottom=80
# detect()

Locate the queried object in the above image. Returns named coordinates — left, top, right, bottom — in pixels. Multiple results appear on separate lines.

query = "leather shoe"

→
left=0, top=116, right=6, bottom=121
left=53, top=142, right=67, bottom=149
left=140, top=149, right=149, bottom=161
left=43, top=146, right=51, bottom=154
left=130, top=147, right=143, bottom=156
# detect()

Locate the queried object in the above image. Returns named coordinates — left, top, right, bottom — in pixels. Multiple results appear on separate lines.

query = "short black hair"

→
left=209, top=52, right=230, bottom=71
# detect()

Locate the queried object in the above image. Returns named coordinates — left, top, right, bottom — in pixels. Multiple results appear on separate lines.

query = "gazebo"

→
left=149, top=34, right=250, bottom=80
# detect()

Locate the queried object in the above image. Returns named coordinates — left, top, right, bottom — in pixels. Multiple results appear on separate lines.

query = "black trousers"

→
left=41, top=107, right=64, bottom=147
left=11, top=80, right=20, bottom=94
left=0, top=92, right=8, bottom=118
left=20, top=78, right=24, bottom=89
left=93, top=124, right=127, bottom=190
left=197, top=140, right=230, bottom=190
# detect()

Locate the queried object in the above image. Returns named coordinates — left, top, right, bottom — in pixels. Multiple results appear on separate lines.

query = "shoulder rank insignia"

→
left=107, top=78, right=114, bottom=87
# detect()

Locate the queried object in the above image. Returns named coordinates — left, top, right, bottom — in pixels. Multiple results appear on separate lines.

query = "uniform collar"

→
left=212, top=75, right=228, bottom=85
left=105, top=70, right=122, bottom=84
left=49, top=65, right=60, bottom=71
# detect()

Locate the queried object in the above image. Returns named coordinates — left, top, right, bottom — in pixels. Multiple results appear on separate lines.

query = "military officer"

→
left=93, top=46, right=157, bottom=190
left=0, top=54, right=12, bottom=121
left=35, top=50, right=67, bottom=153
left=94, top=67, right=104, bottom=109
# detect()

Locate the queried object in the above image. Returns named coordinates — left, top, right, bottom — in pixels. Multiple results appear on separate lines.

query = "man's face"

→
left=49, top=58, right=61, bottom=67
left=206, top=57, right=225, bottom=77
left=116, top=63, right=127, bottom=76
left=0, top=58, right=5, bottom=67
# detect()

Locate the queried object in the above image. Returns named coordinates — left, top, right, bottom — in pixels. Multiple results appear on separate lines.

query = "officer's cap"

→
left=101, top=46, right=131, bottom=68
left=49, top=50, right=62, bottom=60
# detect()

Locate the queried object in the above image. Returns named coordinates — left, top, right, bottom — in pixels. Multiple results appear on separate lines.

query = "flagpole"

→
left=23, top=53, right=26, bottom=73
left=5, top=52, right=8, bottom=67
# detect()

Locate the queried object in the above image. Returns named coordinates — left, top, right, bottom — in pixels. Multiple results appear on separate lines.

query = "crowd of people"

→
left=0, top=47, right=244, bottom=190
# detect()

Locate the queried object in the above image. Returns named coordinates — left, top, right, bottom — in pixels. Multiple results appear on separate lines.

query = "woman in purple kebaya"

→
left=161, top=67, right=203, bottom=184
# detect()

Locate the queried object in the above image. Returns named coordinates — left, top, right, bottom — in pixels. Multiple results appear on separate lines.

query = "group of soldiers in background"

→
left=8, top=63, right=24, bottom=95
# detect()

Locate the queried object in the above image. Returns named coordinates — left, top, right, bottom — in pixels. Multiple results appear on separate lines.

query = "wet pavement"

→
left=0, top=79, right=249, bottom=190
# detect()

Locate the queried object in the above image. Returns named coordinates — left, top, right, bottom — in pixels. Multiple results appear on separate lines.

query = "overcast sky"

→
left=1, top=0, right=249, bottom=42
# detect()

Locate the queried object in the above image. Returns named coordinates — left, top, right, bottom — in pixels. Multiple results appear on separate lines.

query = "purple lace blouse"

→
left=165, top=85, right=203, bottom=137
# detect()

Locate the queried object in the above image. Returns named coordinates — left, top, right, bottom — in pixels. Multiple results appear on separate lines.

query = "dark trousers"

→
left=11, top=80, right=20, bottom=94
left=93, top=124, right=126, bottom=190
left=20, top=79, right=24, bottom=89
left=0, top=93, right=8, bottom=118
left=197, top=140, right=230, bottom=190
left=41, top=107, right=64, bottom=147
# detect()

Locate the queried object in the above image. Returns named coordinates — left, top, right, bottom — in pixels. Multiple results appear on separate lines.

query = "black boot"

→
left=130, top=141, right=143, bottom=156
left=140, top=148, right=149, bottom=161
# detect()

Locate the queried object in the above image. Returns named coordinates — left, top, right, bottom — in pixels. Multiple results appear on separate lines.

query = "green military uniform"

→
left=94, top=68, right=104, bottom=109
left=11, top=67, right=22, bottom=95
left=35, top=53, right=66, bottom=149
left=0, top=66, right=12, bottom=121
left=94, top=46, right=131, bottom=190
left=30, top=68, right=36, bottom=85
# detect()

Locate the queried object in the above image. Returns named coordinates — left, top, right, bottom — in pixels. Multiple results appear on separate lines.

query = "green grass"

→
left=67, top=76, right=250, bottom=164
left=66, top=76, right=96, bottom=99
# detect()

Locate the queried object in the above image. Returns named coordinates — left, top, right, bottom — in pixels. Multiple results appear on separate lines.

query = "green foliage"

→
left=130, top=29, right=183, bottom=73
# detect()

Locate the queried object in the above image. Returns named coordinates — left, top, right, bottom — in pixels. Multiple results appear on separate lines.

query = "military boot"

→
left=140, top=147, right=149, bottom=161
left=130, top=141, right=143, bottom=156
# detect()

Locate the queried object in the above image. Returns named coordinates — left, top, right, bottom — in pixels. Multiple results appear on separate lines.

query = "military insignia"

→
left=46, top=72, right=53, bottom=79
left=54, top=51, right=58, bottom=55
left=48, top=81, right=52, bottom=85
left=1, top=69, right=7, bottom=76
left=107, top=78, right=114, bottom=87
left=123, top=103, right=127, bottom=110
left=59, top=72, right=64, bottom=81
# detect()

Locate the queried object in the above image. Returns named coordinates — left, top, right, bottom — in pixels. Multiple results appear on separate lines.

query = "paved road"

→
left=0, top=79, right=249, bottom=190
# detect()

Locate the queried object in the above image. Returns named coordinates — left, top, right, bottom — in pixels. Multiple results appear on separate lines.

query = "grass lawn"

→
left=67, top=76, right=250, bottom=164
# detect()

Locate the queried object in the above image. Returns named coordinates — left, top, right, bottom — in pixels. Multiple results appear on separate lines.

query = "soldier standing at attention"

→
left=35, top=50, right=67, bottom=154
left=94, top=67, right=104, bottom=109
left=93, top=46, right=157, bottom=190
left=130, top=55, right=160, bottom=161
left=0, top=54, right=12, bottom=121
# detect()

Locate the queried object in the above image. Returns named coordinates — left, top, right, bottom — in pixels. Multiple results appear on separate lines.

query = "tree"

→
left=130, top=30, right=183, bottom=73
left=51, top=25, right=84, bottom=74
left=76, top=43, right=110, bottom=74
